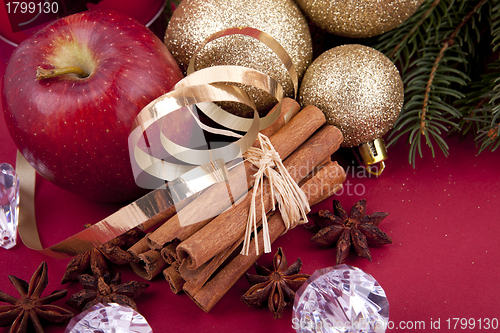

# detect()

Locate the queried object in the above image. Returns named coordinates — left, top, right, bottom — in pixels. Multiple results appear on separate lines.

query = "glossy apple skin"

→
left=2, top=10, right=186, bottom=202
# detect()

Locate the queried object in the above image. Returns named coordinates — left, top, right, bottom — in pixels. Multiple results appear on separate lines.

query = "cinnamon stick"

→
left=300, top=161, right=345, bottom=204
left=127, top=233, right=153, bottom=263
left=147, top=104, right=325, bottom=249
left=178, top=235, right=244, bottom=294
left=130, top=249, right=168, bottom=280
left=160, top=240, right=180, bottom=264
left=163, top=262, right=185, bottom=294
left=181, top=161, right=343, bottom=295
left=298, top=157, right=331, bottom=187
left=184, top=161, right=346, bottom=312
left=138, top=195, right=192, bottom=232
left=176, top=125, right=343, bottom=270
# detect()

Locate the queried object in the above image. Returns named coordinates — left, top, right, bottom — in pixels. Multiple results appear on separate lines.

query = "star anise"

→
left=310, top=199, right=392, bottom=264
left=241, top=247, right=310, bottom=319
left=0, top=262, right=73, bottom=333
left=61, top=227, right=144, bottom=284
left=66, top=272, right=149, bottom=312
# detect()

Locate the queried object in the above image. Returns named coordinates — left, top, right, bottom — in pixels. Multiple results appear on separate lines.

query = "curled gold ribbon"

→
left=130, top=27, right=298, bottom=191
left=16, top=27, right=299, bottom=258
left=185, top=27, right=298, bottom=135
left=129, top=81, right=261, bottom=183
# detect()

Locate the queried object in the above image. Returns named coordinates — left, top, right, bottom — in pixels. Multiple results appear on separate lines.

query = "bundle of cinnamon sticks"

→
left=125, top=98, right=346, bottom=312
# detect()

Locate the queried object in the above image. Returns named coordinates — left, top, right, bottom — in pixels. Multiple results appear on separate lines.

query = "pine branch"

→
left=421, top=0, right=487, bottom=133
left=476, top=0, right=500, bottom=152
left=492, top=2, right=500, bottom=50
left=457, top=1, right=500, bottom=153
left=463, top=61, right=500, bottom=152
left=369, top=0, right=492, bottom=166
left=387, top=0, right=441, bottom=61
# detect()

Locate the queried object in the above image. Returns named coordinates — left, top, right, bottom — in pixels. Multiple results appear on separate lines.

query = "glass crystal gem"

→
left=292, top=264, right=389, bottom=333
left=64, top=303, right=152, bottom=333
left=0, top=163, right=19, bottom=250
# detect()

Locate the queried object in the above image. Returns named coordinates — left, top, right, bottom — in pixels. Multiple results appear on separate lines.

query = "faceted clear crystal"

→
left=292, top=264, right=389, bottom=333
left=64, top=303, right=152, bottom=333
left=0, top=163, right=19, bottom=249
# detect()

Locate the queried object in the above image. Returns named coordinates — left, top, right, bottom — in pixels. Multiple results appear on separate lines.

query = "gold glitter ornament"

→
left=294, top=0, right=425, bottom=38
left=164, top=0, right=312, bottom=115
left=299, top=44, right=404, bottom=173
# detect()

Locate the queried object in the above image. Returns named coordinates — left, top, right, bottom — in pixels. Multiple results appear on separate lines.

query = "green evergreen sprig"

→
left=459, top=2, right=500, bottom=153
left=369, top=0, right=499, bottom=166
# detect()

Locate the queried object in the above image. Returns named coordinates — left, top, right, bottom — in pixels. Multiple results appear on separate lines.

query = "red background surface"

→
left=1, top=7, right=500, bottom=333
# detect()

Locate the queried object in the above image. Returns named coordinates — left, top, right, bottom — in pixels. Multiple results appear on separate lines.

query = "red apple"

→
left=2, top=10, right=186, bottom=202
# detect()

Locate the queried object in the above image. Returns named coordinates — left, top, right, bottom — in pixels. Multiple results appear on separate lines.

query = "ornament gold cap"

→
left=354, top=138, right=388, bottom=176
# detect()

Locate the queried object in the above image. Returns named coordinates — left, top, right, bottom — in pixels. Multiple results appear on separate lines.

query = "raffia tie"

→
left=241, top=133, right=310, bottom=255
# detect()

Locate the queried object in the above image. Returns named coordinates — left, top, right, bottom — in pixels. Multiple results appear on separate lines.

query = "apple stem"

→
left=36, top=66, right=89, bottom=80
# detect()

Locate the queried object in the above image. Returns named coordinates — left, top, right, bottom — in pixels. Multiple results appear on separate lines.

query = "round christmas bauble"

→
left=164, top=0, right=312, bottom=115
left=299, top=44, right=404, bottom=148
left=294, top=0, right=425, bottom=38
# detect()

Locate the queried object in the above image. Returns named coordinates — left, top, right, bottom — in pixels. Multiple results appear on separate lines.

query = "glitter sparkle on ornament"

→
left=299, top=44, right=404, bottom=148
left=294, top=0, right=425, bottom=38
left=292, top=264, right=389, bottom=333
left=0, top=163, right=19, bottom=249
left=64, top=303, right=152, bottom=333
left=165, top=0, right=312, bottom=115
